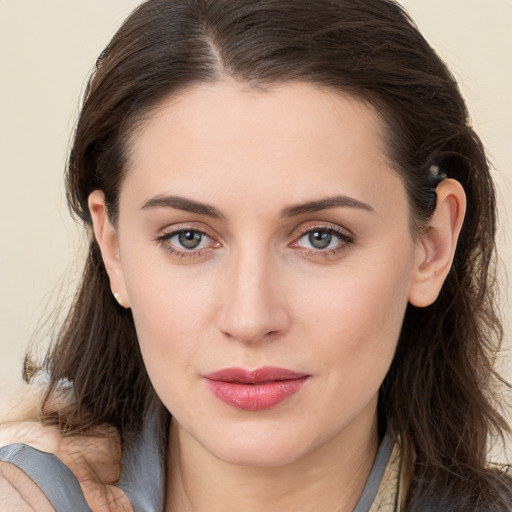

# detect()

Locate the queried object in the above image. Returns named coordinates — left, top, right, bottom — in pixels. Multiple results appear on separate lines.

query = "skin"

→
left=89, top=80, right=466, bottom=512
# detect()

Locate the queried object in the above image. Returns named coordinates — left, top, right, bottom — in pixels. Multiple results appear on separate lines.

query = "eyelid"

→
left=292, top=222, right=355, bottom=240
left=155, top=221, right=219, bottom=239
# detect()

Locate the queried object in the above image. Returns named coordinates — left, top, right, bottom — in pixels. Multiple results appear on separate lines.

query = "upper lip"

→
left=204, top=366, right=309, bottom=384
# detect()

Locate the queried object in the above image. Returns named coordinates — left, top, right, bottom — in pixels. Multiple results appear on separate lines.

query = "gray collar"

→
left=118, top=408, right=166, bottom=512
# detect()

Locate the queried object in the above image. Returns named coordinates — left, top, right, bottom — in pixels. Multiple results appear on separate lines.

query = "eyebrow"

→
left=281, top=195, right=375, bottom=217
left=140, top=195, right=226, bottom=219
left=140, top=193, right=374, bottom=219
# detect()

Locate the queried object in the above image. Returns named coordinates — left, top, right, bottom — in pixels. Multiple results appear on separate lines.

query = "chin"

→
left=211, top=436, right=310, bottom=468
left=191, top=416, right=324, bottom=468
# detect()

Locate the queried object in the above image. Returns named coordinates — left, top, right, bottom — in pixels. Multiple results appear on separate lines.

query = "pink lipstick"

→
left=204, top=367, right=309, bottom=411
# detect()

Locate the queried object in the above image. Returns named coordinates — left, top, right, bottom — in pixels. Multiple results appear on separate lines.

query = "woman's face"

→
left=106, top=81, right=425, bottom=466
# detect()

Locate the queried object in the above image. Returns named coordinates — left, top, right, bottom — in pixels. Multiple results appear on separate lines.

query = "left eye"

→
left=168, top=230, right=211, bottom=250
left=296, top=228, right=349, bottom=250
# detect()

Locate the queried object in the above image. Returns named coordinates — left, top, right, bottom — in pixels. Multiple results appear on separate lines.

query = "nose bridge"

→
left=218, top=243, right=287, bottom=343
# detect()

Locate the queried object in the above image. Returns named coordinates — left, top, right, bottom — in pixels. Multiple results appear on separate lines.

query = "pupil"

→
left=309, top=231, right=331, bottom=249
left=178, top=231, right=202, bottom=249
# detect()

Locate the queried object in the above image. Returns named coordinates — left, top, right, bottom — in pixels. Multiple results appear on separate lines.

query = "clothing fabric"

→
left=0, top=423, right=400, bottom=512
left=0, top=443, right=90, bottom=511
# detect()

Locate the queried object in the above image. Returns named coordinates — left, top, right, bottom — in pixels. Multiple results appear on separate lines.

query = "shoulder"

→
left=0, top=443, right=91, bottom=511
left=487, top=462, right=512, bottom=508
left=407, top=463, right=512, bottom=512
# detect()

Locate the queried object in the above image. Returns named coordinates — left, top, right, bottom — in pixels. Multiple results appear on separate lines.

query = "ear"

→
left=88, top=190, right=130, bottom=309
left=408, top=179, right=466, bottom=307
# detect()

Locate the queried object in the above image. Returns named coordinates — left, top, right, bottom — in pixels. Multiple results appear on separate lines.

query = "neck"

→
left=164, top=404, right=380, bottom=512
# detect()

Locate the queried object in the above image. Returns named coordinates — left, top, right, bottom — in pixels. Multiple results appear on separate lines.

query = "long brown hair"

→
left=27, top=0, right=511, bottom=509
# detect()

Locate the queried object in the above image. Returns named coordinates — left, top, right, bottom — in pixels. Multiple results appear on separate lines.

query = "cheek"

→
left=122, top=256, right=219, bottom=394
left=296, top=251, right=413, bottom=398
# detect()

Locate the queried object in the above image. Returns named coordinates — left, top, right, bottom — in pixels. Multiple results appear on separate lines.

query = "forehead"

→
left=121, top=80, right=404, bottom=218
left=128, top=79, right=388, bottom=160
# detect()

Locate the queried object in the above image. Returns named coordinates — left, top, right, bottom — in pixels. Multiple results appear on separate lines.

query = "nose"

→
left=216, top=249, right=290, bottom=344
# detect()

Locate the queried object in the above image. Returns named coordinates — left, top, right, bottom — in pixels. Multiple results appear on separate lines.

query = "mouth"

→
left=203, top=367, right=310, bottom=411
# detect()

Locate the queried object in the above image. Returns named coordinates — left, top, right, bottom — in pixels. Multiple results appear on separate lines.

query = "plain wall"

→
left=1, top=0, right=511, bottom=457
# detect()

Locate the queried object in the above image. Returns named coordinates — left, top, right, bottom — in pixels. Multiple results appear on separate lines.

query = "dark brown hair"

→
left=27, top=0, right=511, bottom=509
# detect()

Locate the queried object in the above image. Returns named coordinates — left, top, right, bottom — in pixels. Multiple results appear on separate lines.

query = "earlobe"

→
left=88, top=191, right=131, bottom=309
left=408, top=179, right=466, bottom=308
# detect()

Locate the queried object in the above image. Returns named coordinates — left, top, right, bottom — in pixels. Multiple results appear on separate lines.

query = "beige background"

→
left=1, top=1, right=511, bottom=456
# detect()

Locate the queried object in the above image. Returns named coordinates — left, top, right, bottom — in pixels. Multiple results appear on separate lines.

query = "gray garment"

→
left=0, top=425, right=393, bottom=512
left=353, top=433, right=394, bottom=511
left=0, top=443, right=91, bottom=512
left=0, top=409, right=164, bottom=512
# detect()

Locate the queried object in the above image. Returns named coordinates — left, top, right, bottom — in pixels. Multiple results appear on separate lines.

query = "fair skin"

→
left=0, top=79, right=465, bottom=512
left=86, top=80, right=466, bottom=512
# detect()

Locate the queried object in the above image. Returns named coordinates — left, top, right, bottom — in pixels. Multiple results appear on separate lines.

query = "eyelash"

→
left=290, top=225, right=354, bottom=260
left=154, top=225, right=355, bottom=260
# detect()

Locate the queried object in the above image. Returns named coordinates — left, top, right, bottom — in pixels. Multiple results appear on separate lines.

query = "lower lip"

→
left=205, top=377, right=309, bottom=411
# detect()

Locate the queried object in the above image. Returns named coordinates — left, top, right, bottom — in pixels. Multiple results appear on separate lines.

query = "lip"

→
left=204, top=367, right=310, bottom=411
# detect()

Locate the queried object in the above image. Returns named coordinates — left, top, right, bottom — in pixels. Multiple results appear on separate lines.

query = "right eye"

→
left=155, top=228, right=220, bottom=259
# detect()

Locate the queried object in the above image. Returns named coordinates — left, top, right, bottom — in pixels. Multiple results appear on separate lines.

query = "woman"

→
left=1, top=0, right=510, bottom=510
